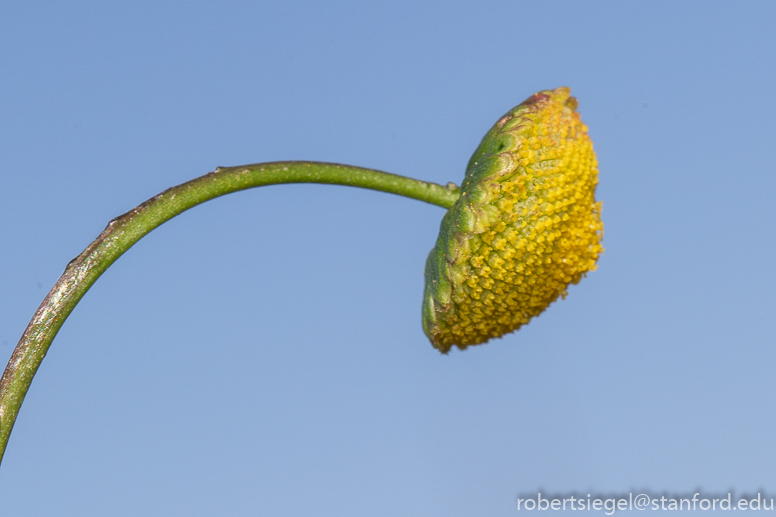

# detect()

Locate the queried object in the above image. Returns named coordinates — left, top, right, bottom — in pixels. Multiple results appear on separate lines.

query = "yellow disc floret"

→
left=422, top=87, right=603, bottom=353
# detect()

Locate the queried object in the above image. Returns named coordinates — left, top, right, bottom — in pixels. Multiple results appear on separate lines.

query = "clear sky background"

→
left=2, top=1, right=775, bottom=516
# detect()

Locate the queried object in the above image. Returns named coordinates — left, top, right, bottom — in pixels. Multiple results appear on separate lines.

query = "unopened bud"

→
left=423, top=87, right=603, bottom=352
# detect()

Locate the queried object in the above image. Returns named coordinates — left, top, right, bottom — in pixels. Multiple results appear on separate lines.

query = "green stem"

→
left=0, top=161, right=460, bottom=466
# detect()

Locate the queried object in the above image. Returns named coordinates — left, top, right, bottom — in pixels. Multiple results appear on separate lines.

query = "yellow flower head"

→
left=423, top=87, right=603, bottom=353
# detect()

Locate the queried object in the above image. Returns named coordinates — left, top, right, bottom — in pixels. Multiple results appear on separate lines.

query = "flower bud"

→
left=423, top=87, right=603, bottom=352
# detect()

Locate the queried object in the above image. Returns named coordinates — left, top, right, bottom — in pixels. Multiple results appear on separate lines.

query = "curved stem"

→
left=0, top=161, right=460, bottom=465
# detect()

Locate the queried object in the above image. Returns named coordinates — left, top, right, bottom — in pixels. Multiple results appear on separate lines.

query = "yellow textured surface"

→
left=423, top=87, right=603, bottom=352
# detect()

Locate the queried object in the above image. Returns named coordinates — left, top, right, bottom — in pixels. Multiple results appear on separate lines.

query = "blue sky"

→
left=1, top=1, right=775, bottom=515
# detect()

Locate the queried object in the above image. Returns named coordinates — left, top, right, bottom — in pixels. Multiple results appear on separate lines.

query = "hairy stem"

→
left=0, top=161, right=460, bottom=465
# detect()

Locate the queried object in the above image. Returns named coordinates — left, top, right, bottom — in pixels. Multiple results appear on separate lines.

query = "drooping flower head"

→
left=423, top=87, right=603, bottom=353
